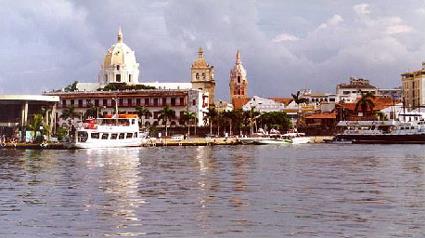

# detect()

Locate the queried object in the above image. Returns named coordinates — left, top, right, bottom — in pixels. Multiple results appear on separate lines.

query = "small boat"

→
left=254, top=138, right=291, bottom=145
left=66, top=114, right=148, bottom=149
left=281, top=132, right=311, bottom=144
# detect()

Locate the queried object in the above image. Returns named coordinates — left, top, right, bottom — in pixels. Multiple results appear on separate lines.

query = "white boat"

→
left=282, top=132, right=311, bottom=144
left=67, top=114, right=147, bottom=149
left=254, top=138, right=291, bottom=145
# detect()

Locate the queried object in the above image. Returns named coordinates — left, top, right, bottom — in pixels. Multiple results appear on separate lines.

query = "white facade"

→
left=336, top=77, right=377, bottom=103
left=99, top=28, right=140, bottom=85
left=242, top=96, right=285, bottom=112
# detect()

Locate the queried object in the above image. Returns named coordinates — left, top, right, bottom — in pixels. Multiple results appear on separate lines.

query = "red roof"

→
left=338, top=97, right=400, bottom=112
left=232, top=97, right=250, bottom=110
left=270, top=97, right=293, bottom=106
left=305, top=112, right=336, bottom=119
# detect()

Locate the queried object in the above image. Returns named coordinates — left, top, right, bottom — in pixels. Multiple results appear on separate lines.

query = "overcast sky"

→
left=1, top=0, right=424, bottom=100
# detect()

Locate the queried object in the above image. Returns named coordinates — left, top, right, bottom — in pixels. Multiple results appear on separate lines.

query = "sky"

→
left=0, top=0, right=424, bottom=100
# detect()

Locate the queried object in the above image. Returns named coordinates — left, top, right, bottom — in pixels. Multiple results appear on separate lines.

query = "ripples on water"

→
left=1, top=145, right=425, bottom=237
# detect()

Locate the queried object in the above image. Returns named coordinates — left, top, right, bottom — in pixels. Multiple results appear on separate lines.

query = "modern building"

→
left=0, top=95, right=59, bottom=140
left=401, top=62, right=425, bottom=109
left=191, top=48, right=216, bottom=106
left=336, top=77, right=377, bottom=103
left=229, top=50, right=249, bottom=109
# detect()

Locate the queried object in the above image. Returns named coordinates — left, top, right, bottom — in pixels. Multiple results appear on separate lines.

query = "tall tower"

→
left=229, top=50, right=248, bottom=109
left=99, top=27, right=140, bottom=85
left=191, top=48, right=216, bottom=106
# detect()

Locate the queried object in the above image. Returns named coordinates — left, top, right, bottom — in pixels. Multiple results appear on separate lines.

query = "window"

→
left=94, top=99, right=99, bottom=107
left=134, top=132, right=138, bottom=138
left=154, top=98, right=159, bottom=106
left=171, top=98, right=176, bottom=106
left=116, top=65, right=120, bottom=70
left=71, top=100, right=75, bottom=106
left=119, top=133, right=125, bottom=139
left=126, top=133, right=133, bottom=139
left=136, top=98, right=141, bottom=105
left=180, top=97, right=184, bottom=105
left=193, top=99, right=196, bottom=106
left=78, top=100, right=83, bottom=107
left=103, top=99, right=108, bottom=106
left=111, top=133, right=118, bottom=139
left=145, top=98, right=150, bottom=106
left=116, top=74, right=121, bottom=82
left=78, top=132, right=88, bottom=142
left=202, top=72, right=206, bottom=79
left=196, top=73, right=199, bottom=79
left=101, top=133, right=109, bottom=140
left=162, top=97, right=167, bottom=106
left=62, top=100, right=66, bottom=106
left=129, top=74, right=132, bottom=82
left=91, top=133, right=100, bottom=139
left=237, top=76, right=241, bottom=83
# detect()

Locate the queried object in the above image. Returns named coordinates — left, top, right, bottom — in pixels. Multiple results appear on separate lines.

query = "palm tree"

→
left=291, top=91, right=308, bottom=127
left=158, top=106, right=175, bottom=136
left=27, top=113, right=44, bottom=142
left=135, top=106, right=151, bottom=128
left=204, top=107, right=218, bottom=135
left=355, top=92, right=375, bottom=118
left=182, top=111, right=196, bottom=136
left=223, top=110, right=233, bottom=136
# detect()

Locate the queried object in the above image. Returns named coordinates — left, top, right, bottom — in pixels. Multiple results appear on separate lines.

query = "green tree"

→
left=84, top=102, right=99, bottom=119
left=159, top=106, right=175, bottom=136
left=354, top=92, right=375, bottom=117
left=135, top=106, right=151, bottom=128
left=64, top=81, right=78, bottom=92
left=27, top=114, right=44, bottom=142
left=182, top=111, right=196, bottom=136
left=204, top=107, right=218, bottom=135
left=223, top=110, right=234, bottom=136
left=258, top=111, right=291, bottom=131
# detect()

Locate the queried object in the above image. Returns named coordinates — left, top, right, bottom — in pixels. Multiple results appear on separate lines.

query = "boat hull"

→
left=335, top=134, right=425, bottom=144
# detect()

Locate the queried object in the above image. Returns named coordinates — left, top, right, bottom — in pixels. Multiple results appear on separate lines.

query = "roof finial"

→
left=198, top=47, right=204, bottom=58
left=118, top=26, right=123, bottom=43
left=236, top=50, right=241, bottom=64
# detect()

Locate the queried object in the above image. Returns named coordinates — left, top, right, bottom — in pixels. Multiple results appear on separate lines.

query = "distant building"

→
left=336, top=77, right=377, bottom=103
left=299, top=89, right=336, bottom=104
left=378, top=87, right=402, bottom=100
left=191, top=48, right=216, bottom=106
left=242, top=96, right=285, bottom=113
left=229, top=50, right=249, bottom=109
left=401, top=62, right=425, bottom=109
left=215, top=100, right=233, bottom=112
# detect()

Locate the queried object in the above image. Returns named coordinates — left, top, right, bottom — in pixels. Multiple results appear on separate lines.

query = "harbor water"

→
left=1, top=144, right=425, bottom=237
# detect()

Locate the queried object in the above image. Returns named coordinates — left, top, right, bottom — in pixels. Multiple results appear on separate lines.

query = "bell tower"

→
left=229, top=50, right=248, bottom=109
left=191, top=48, right=216, bottom=106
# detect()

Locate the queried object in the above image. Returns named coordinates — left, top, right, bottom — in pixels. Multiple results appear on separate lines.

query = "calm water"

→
left=1, top=144, right=425, bottom=237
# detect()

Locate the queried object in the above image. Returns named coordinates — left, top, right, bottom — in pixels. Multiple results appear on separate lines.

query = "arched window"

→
left=116, top=74, right=121, bottom=82
left=116, top=65, right=120, bottom=70
left=129, top=74, right=132, bottom=82
left=195, top=73, right=199, bottom=79
left=237, top=76, right=241, bottom=83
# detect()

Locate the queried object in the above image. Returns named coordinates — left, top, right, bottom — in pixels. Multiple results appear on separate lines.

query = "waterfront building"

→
left=191, top=48, right=216, bottom=106
left=401, top=62, right=425, bottom=109
left=242, top=96, right=285, bottom=113
left=44, top=89, right=208, bottom=127
left=229, top=50, right=249, bottom=109
left=0, top=95, right=59, bottom=140
left=336, top=77, right=377, bottom=103
left=44, top=29, right=210, bottom=128
left=299, top=89, right=336, bottom=104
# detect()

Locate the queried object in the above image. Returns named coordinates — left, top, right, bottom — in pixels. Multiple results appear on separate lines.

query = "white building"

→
left=242, top=96, right=285, bottom=113
left=336, top=77, right=378, bottom=103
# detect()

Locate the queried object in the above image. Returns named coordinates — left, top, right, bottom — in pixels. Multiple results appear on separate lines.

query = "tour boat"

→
left=334, top=120, right=425, bottom=144
left=67, top=114, right=148, bottom=149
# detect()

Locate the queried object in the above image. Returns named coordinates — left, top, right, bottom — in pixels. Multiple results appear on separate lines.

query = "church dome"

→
left=103, top=28, right=138, bottom=69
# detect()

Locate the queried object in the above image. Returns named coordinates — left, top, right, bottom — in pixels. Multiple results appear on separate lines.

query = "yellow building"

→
left=191, top=48, right=216, bottom=106
left=401, top=62, right=425, bottom=109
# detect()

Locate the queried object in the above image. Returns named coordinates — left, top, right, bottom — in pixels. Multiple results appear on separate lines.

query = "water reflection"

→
left=1, top=145, right=425, bottom=237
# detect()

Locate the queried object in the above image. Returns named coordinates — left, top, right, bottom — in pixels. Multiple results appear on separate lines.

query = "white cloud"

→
left=386, top=24, right=413, bottom=34
left=272, top=33, right=299, bottom=43
left=317, top=14, right=343, bottom=29
left=353, top=3, right=371, bottom=16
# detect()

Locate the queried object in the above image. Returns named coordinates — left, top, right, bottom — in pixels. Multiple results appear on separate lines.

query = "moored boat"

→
left=66, top=114, right=148, bottom=149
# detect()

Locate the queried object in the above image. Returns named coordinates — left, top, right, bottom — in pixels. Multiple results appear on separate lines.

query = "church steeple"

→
left=229, top=50, right=248, bottom=109
left=191, top=47, right=216, bottom=106
left=117, top=27, right=123, bottom=43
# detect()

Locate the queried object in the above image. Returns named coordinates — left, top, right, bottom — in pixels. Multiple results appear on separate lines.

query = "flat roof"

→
left=0, top=95, right=59, bottom=102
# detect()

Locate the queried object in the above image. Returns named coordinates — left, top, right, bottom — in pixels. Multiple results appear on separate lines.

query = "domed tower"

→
left=99, top=27, right=140, bottom=85
left=191, top=47, right=216, bottom=106
left=229, top=50, right=248, bottom=109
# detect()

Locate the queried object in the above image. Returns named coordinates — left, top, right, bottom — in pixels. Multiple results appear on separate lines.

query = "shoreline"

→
left=0, top=136, right=334, bottom=149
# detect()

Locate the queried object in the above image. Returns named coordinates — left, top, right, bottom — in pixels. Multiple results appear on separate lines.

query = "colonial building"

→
left=336, top=77, right=377, bottom=103
left=229, top=50, right=249, bottom=109
left=44, top=29, right=209, bottom=128
left=191, top=48, right=216, bottom=106
left=242, top=96, right=285, bottom=113
left=401, top=62, right=425, bottom=109
left=45, top=89, right=208, bottom=127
